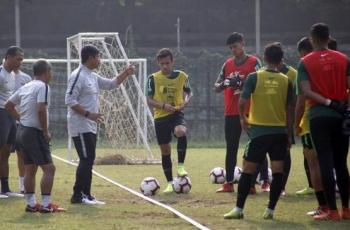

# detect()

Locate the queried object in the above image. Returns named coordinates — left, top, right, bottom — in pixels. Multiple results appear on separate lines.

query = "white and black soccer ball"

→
left=233, top=166, right=242, bottom=184
left=209, top=167, right=226, bottom=184
left=140, top=177, right=160, bottom=196
left=256, top=167, right=273, bottom=184
left=172, top=176, right=192, bottom=194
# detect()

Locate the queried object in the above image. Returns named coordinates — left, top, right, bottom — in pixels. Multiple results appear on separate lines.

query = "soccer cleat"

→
left=340, top=207, right=350, bottom=220
left=249, top=186, right=257, bottom=195
left=296, top=187, right=314, bottom=196
left=3, top=191, right=24, bottom=198
left=25, top=203, right=41, bottom=213
left=216, top=182, right=234, bottom=193
left=313, top=210, right=341, bottom=221
left=306, top=206, right=328, bottom=216
left=163, top=183, right=174, bottom=194
left=177, top=165, right=188, bottom=177
left=85, top=195, right=106, bottom=205
left=0, top=194, right=8, bottom=199
left=261, top=181, right=270, bottom=192
left=224, top=208, right=244, bottom=219
left=263, top=209, right=274, bottom=219
left=40, top=203, right=66, bottom=213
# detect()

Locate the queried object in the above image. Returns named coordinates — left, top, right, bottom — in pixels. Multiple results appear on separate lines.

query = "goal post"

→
left=66, top=32, right=158, bottom=163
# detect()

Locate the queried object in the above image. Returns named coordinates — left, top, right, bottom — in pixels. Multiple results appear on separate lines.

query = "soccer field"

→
left=1, top=145, right=350, bottom=230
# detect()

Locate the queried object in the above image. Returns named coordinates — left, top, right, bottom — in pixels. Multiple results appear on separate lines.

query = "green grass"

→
left=1, top=145, right=350, bottom=229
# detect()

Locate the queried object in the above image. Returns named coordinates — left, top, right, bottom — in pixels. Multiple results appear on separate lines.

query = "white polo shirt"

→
left=8, top=80, right=50, bottom=130
left=0, top=66, right=15, bottom=108
left=65, top=65, right=118, bottom=137
left=15, top=70, right=32, bottom=91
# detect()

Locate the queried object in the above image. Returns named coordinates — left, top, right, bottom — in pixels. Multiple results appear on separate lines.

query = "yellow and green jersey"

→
left=147, top=70, right=191, bottom=120
left=280, top=63, right=297, bottom=85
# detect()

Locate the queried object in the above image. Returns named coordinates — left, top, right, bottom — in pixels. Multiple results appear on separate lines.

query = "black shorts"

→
left=243, top=133, right=288, bottom=163
left=154, top=112, right=186, bottom=145
left=16, top=125, right=52, bottom=165
left=301, top=133, right=313, bottom=149
left=0, top=108, right=16, bottom=147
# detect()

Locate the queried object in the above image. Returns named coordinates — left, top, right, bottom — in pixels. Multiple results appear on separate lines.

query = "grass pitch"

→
left=1, top=145, right=350, bottom=229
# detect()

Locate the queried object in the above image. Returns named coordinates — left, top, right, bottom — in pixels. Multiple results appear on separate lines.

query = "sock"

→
left=304, top=157, right=313, bottom=188
left=233, top=207, right=243, bottom=212
left=25, top=193, right=36, bottom=207
left=177, top=136, right=187, bottom=164
left=162, top=155, right=173, bottom=182
left=282, top=153, right=291, bottom=190
left=236, top=173, right=253, bottom=209
left=42, top=194, right=51, bottom=207
left=268, top=173, right=284, bottom=210
left=19, top=177, right=24, bottom=192
left=1, top=177, right=10, bottom=193
left=315, top=191, right=327, bottom=207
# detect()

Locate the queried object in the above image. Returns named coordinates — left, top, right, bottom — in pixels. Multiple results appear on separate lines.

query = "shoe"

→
left=3, top=191, right=24, bottom=198
left=84, top=195, right=106, bottom=205
left=71, top=195, right=96, bottom=205
left=40, top=203, right=66, bottom=213
left=261, top=181, right=270, bottom=192
left=177, top=165, right=188, bottom=177
left=0, top=194, right=8, bottom=199
left=313, top=210, right=341, bottom=221
left=263, top=209, right=274, bottom=219
left=224, top=208, right=244, bottom=219
left=281, top=190, right=286, bottom=196
left=306, top=206, right=328, bottom=216
left=249, top=186, right=257, bottom=195
left=163, top=183, right=174, bottom=194
left=216, top=182, right=234, bottom=193
left=296, top=187, right=314, bottom=196
left=340, top=207, right=350, bottom=220
left=25, top=203, right=41, bottom=212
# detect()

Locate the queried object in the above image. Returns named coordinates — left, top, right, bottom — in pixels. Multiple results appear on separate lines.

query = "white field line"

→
left=52, top=154, right=210, bottom=230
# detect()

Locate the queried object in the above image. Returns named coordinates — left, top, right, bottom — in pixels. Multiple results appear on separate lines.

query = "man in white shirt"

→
left=5, top=59, right=65, bottom=213
left=0, top=46, right=24, bottom=198
left=65, top=45, right=135, bottom=205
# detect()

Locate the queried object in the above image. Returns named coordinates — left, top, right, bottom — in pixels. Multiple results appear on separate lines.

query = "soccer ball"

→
left=233, top=166, right=242, bottom=184
left=140, top=177, right=160, bottom=196
left=172, top=176, right=192, bottom=194
left=209, top=167, right=226, bottom=184
left=256, top=167, right=272, bottom=184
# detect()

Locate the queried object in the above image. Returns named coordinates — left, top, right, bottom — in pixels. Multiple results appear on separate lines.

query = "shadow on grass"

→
left=246, top=218, right=307, bottom=230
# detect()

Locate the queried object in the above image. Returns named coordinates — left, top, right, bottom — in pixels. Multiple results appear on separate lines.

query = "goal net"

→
left=66, top=33, right=158, bottom=163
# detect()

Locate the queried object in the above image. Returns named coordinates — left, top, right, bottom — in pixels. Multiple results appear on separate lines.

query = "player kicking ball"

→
left=146, top=48, right=192, bottom=193
left=5, top=60, right=65, bottom=213
left=224, top=43, right=293, bottom=220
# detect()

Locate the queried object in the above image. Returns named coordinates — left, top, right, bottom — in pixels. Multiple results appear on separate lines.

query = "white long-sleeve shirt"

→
left=65, top=65, right=118, bottom=137
left=0, top=66, right=15, bottom=108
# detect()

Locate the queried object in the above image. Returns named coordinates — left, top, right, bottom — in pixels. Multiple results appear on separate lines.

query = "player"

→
left=0, top=46, right=25, bottom=198
left=66, top=45, right=135, bottom=205
left=5, top=59, right=65, bottom=213
left=298, top=23, right=350, bottom=220
left=213, top=32, right=261, bottom=193
left=146, top=48, right=192, bottom=193
left=224, top=43, right=293, bottom=220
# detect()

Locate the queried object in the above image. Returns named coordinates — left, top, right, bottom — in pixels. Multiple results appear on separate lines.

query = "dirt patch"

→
left=95, top=154, right=130, bottom=165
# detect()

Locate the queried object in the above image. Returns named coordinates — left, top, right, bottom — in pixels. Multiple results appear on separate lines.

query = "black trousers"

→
left=225, top=115, right=242, bottom=183
left=72, top=132, right=97, bottom=198
left=310, top=116, right=349, bottom=209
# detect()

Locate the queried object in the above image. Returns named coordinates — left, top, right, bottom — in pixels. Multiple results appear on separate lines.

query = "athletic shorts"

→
left=154, top=112, right=186, bottom=145
left=0, top=108, right=16, bottom=147
left=301, top=133, right=313, bottom=150
left=16, top=125, right=52, bottom=165
left=243, top=133, right=288, bottom=163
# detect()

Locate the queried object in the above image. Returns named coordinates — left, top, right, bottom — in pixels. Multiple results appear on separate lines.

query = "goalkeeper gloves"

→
left=223, top=74, right=243, bottom=89
left=342, top=109, right=350, bottom=135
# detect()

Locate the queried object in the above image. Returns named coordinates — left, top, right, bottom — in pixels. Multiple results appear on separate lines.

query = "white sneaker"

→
left=4, top=191, right=24, bottom=198
left=0, top=194, right=8, bottom=199
left=87, top=195, right=106, bottom=205
left=81, top=197, right=98, bottom=205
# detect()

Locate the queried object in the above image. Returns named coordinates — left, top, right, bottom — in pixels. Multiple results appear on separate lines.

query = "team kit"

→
left=0, top=23, right=349, bottom=221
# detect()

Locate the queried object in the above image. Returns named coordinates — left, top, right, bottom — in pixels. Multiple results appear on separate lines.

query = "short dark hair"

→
left=5, top=46, right=23, bottom=59
left=81, top=45, right=99, bottom=64
left=156, top=48, right=173, bottom=61
left=310, top=23, right=329, bottom=42
left=297, top=37, right=313, bottom=53
left=33, top=59, right=51, bottom=76
left=328, top=37, right=337, bottom=51
left=226, top=32, right=244, bottom=45
left=264, top=42, right=284, bottom=65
